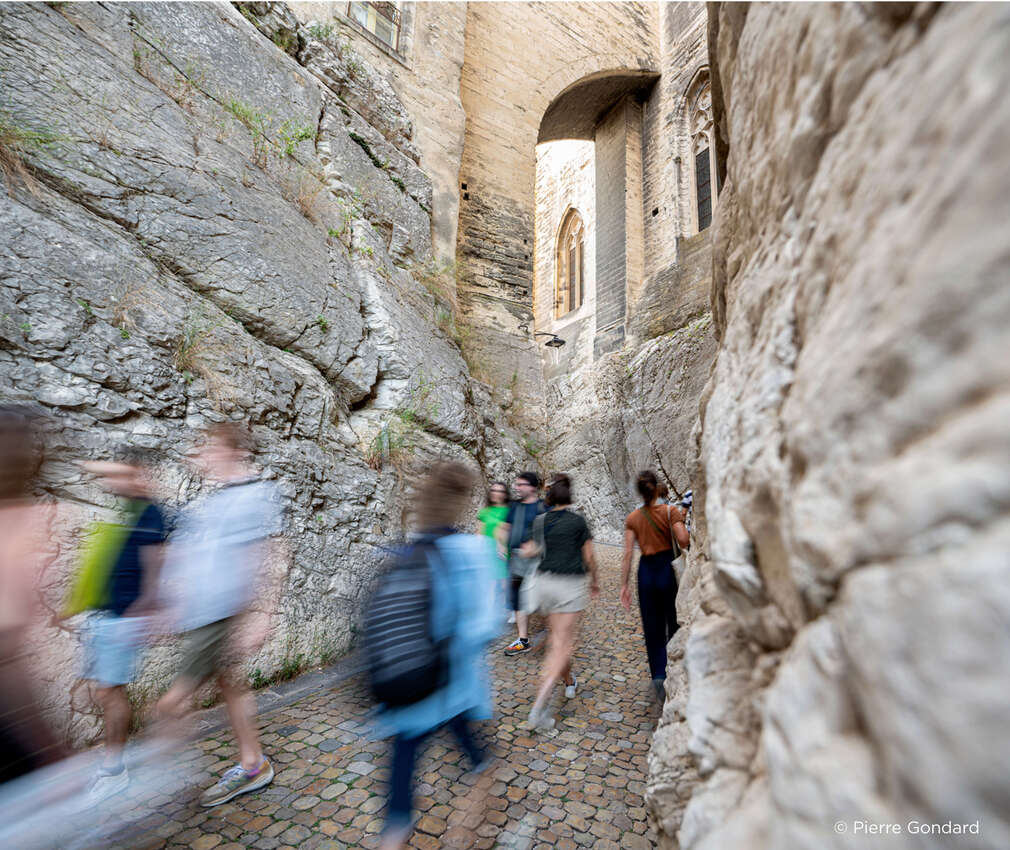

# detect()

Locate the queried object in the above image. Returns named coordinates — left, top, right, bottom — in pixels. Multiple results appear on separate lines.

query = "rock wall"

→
left=648, top=4, right=1010, bottom=848
left=0, top=1, right=534, bottom=744
left=287, top=1, right=468, bottom=265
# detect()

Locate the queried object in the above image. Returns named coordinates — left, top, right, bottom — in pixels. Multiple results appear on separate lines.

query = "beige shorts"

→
left=525, top=571, right=589, bottom=614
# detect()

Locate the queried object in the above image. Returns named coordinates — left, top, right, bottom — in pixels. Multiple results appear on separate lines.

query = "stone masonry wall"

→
left=647, top=4, right=1010, bottom=848
left=533, top=140, right=595, bottom=386
left=0, top=0, right=536, bottom=745
left=457, top=1, right=658, bottom=407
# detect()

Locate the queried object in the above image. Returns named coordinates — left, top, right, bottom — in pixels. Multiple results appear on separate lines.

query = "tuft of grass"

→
left=316, top=314, right=329, bottom=333
left=224, top=98, right=272, bottom=167
left=0, top=113, right=62, bottom=196
left=365, top=371, right=440, bottom=471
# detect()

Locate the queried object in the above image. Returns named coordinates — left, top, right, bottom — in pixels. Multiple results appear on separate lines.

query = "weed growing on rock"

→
left=19, top=321, right=31, bottom=337
left=278, top=118, right=315, bottom=157
left=224, top=97, right=272, bottom=166
left=316, top=315, right=329, bottom=333
left=119, top=326, right=130, bottom=339
left=306, top=21, right=336, bottom=41
left=366, top=372, right=439, bottom=470
left=0, top=113, right=61, bottom=196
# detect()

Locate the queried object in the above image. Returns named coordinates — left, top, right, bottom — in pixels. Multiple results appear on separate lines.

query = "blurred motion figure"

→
left=0, top=405, right=65, bottom=783
left=367, top=462, right=497, bottom=850
left=156, top=423, right=284, bottom=807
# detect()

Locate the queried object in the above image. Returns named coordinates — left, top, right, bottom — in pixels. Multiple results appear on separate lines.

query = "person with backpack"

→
left=520, top=474, right=598, bottom=731
left=496, top=472, right=547, bottom=656
left=620, top=470, right=690, bottom=702
left=367, top=462, right=497, bottom=850
left=71, top=446, right=167, bottom=803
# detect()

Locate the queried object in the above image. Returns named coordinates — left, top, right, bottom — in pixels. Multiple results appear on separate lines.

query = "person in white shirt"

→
left=156, top=423, right=284, bottom=808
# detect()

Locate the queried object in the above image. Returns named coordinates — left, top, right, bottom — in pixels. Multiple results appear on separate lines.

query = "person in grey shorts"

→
left=156, top=423, right=284, bottom=808
left=520, top=474, right=598, bottom=731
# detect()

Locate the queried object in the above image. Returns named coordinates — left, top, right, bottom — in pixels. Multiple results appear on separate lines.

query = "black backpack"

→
left=363, top=538, right=451, bottom=707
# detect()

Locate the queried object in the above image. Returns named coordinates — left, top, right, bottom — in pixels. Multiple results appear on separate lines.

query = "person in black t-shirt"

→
left=520, top=474, right=598, bottom=731
left=80, top=447, right=167, bottom=804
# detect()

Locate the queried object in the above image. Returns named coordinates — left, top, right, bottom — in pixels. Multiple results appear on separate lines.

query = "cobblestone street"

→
left=114, top=545, right=660, bottom=850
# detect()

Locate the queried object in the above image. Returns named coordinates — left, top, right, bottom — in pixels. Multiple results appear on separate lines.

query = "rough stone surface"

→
left=0, top=0, right=535, bottom=744
left=547, top=313, right=717, bottom=544
left=648, top=3, right=1010, bottom=848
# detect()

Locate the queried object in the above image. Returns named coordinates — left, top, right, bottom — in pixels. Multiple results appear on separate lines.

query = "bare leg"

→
left=516, top=610, right=529, bottom=641
left=96, top=685, right=131, bottom=768
left=153, top=676, right=200, bottom=747
left=532, top=612, right=579, bottom=714
left=219, top=674, right=261, bottom=770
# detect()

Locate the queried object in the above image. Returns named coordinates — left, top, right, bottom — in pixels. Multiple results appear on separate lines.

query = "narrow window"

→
left=696, top=148, right=711, bottom=232
left=555, top=209, right=585, bottom=319
left=347, top=2, right=402, bottom=51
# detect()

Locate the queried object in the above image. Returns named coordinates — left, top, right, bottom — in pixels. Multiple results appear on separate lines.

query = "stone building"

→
left=2, top=3, right=1008, bottom=850
left=290, top=2, right=718, bottom=537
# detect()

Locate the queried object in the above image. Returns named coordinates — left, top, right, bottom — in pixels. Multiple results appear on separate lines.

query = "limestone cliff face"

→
left=0, top=1, right=533, bottom=743
left=648, top=4, right=1010, bottom=848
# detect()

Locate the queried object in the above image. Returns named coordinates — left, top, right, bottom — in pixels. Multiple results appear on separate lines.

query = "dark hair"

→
left=0, top=404, right=44, bottom=501
left=114, top=445, right=160, bottom=468
left=416, top=462, right=473, bottom=531
left=486, top=481, right=508, bottom=506
left=657, top=482, right=669, bottom=500
left=206, top=421, right=255, bottom=455
left=517, top=471, right=539, bottom=489
left=636, top=470, right=658, bottom=506
left=545, top=473, right=572, bottom=507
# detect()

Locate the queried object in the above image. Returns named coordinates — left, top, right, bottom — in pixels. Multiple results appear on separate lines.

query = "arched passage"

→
left=454, top=2, right=660, bottom=394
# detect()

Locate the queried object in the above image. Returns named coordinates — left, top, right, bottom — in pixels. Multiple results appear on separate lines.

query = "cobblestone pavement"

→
left=110, top=544, right=660, bottom=849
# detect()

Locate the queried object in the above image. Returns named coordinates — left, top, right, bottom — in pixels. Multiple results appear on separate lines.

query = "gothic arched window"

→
left=686, top=70, right=716, bottom=233
left=555, top=209, right=585, bottom=318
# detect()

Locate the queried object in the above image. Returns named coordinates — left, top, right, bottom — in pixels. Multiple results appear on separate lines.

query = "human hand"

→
left=620, top=583, right=631, bottom=611
left=519, top=540, right=538, bottom=559
left=590, top=581, right=600, bottom=600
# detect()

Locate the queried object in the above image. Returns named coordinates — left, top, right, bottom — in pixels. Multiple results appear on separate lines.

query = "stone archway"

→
left=454, top=2, right=660, bottom=399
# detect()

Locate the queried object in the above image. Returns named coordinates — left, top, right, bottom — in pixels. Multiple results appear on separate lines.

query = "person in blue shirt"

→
left=81, top=447, right=167, bottom=804
left=496, top=471, right=547, bottom=656
left=376, top=462, right=497, bottom=850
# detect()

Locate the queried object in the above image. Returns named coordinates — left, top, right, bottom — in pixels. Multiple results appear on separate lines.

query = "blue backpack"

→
left=363, top=537, right=450, bottom=707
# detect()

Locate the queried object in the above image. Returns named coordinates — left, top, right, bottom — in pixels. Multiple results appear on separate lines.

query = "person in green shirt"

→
left=477, top=482, right=510, bottom=621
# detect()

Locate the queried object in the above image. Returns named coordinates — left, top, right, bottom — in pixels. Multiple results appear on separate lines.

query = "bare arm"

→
left=673, top=521, right=690, bottom=550
left=124, top=543, right=164, bottom=616
left=582, top=540, right=599, bottom=595
left=620, top=528, right=636, bottom=610
left=495, top=522, right=511, bottom=547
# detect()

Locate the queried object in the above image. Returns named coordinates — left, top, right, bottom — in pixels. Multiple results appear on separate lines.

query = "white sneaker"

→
left=507, top=611, right=516, bottom=624
left=86, top=765, right=130, bottom=805
left=564, top=676, right=577, bottom=700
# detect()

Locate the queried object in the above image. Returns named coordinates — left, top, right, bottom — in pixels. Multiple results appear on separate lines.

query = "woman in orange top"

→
left=620, top=470, right=690, bottom=702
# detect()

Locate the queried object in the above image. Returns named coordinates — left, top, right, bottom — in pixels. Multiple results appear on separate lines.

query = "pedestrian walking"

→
left=0, top=405, right=67, bottom=784
left=370, top=462, right=497, bottom=850
left=521, top=474, right=598, bottom=731
left=620, top=470, right=690, bottom=701
left=496, top=472, right=546, bottom=655
left=155, top=423, right=284, bottom=807
left=477, top=482, right=510, bottom=620
left=71, top=447, right=167, bottom=803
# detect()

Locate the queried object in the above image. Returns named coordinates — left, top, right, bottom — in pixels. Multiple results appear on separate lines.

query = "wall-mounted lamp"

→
left=535, top=332, right=566, bottom=348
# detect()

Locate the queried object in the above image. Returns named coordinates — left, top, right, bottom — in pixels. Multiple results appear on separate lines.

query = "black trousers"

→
left=637, top=551, right=679, bottom=680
